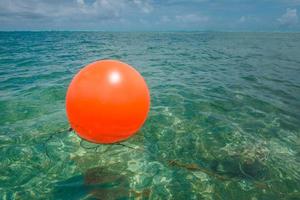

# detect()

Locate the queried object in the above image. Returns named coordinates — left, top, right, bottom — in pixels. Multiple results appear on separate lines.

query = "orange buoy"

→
left=66, top=60, right=150, bottom=144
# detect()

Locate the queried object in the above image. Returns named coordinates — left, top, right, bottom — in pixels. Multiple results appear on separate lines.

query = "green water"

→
left=0, top=32, right=299, bottom=199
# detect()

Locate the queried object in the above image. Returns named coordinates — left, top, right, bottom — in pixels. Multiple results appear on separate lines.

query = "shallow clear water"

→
left=0, top=32, right=300, bottom=199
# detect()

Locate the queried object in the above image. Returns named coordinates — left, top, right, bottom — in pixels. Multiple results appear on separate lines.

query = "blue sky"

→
left=0, top=0, right=299, bottom=31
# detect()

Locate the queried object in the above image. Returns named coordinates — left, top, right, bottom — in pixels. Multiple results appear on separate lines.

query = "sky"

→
left=0, top=0, right=299, bottom=31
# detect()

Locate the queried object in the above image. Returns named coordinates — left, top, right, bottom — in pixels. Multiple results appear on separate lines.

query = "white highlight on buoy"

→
left=109, top=71, right=121, bottom=84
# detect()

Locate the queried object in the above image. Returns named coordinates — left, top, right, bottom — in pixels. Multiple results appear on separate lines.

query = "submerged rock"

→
left=211, top=156, right=268, bottom=180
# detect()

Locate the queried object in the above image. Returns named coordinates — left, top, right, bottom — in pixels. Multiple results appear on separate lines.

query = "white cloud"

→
left=238, top=15, right=259, bottom=23
left=239, top=16, right=246, bottom=23
left=280, top=0, right=300, bottom=5
left=277, top=8, right=298, bottom=26
left=175, top=14, right=209, bottom=23
left=161, top=15, right=171, bottom=23
left=76, top=0, right=125, bottom=18
left=0, top=0, right=153, bottom=21
left=133, top=0, right=153, bottom=13
left=0, top=0, right=157, bottom=30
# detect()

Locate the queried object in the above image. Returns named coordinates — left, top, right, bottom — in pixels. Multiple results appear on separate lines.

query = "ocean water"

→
left=0, top=31, right=299, bottom=199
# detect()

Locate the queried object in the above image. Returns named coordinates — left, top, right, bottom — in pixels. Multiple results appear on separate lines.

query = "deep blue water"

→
left=0, top=32, right=300, bottom=199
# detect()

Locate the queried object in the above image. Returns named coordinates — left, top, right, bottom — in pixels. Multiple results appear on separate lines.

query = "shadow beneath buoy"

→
left=53, top=166, right=130, bottom=200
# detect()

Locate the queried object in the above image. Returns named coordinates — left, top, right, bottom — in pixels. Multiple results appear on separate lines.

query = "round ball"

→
left=66, top=60, right=150, bottom=144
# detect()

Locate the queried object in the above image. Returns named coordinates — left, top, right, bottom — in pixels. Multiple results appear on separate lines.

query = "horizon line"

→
left=1, top=30, right=300, bottom=33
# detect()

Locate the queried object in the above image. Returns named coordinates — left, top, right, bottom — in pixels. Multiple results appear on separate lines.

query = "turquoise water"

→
left=0, top=32, right=300, bottom=199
